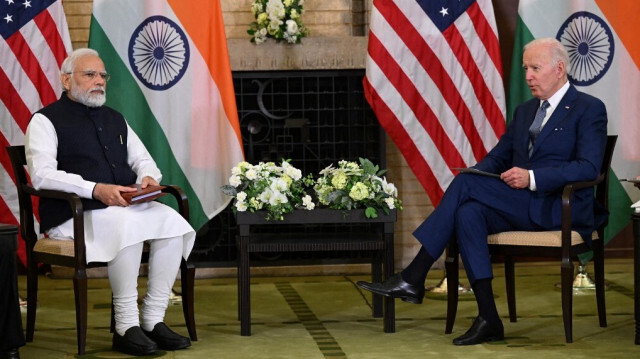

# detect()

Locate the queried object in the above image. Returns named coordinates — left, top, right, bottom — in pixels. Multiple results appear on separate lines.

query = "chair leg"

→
left=561, top=259, right=574, bottom=343
left=110, top=294, right=115, bottom=333
left=181, top=261, right=198, bottom=341
left=504, top=256, right=517, bottom=322
left=371, top=251, right=383, bottom=318
left=444, top=242, right=459, bottom=334
left=73, top=274, right=89, bottom=355
left=25, top=258, right=38, bottom=342
left=593, top=240, right=607, bottom=328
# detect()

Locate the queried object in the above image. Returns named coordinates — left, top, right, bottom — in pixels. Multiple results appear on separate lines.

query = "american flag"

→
left=364, top=0, right=506, bottom=206
left=0, top=0, right=71, bottom=264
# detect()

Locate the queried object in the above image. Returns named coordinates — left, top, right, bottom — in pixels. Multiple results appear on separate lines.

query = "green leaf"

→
left=365, top=207, right=378, bottom=218
left=220, top=185, right=237, bottom=196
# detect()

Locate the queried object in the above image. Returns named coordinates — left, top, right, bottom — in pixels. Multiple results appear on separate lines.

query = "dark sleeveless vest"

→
left=35, top=94, right=137, bottom=232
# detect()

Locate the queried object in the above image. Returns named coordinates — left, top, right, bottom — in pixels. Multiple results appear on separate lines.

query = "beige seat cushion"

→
left=487, top=230, right=598, bottom=247
left=34, top=238, right=75, bottom=257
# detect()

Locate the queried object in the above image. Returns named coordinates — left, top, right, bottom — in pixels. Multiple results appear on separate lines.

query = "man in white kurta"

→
left=25, top=48, right=195, bottom=356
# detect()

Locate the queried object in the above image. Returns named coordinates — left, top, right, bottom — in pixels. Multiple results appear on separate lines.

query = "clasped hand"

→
left=92, top=176, right=159, bottom=206
left=500, top=167, right=530, bottom=189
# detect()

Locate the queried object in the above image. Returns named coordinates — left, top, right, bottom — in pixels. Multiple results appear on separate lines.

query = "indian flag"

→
left=88, top=0, right=244, bottom=230
left=509, top=0, right=640, bottom=242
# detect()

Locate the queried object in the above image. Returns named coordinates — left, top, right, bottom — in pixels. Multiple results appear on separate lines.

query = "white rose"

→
left=302, top=195, right=315, bottom=210
left=236, top=191, right=247, bottom=201
left=245, top=169, right=258, bottom=180
left=236, top=201, right=248, bottom=212
left=286, top=19, right=298, bottom=35
left=384, top=197, right=395, bottom=209
left=229, top=175, right=242, bottom=187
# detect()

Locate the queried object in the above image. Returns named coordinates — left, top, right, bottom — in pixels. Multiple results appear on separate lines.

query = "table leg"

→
left=383, top=226, right=395, bottom=333
left=372, top=252, right=383, bottom=318
left=239, top=234, right=251, bottom=336
left=633, top=215, right=640, bottom=345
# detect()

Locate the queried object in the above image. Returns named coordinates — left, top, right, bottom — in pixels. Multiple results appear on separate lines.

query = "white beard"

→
left=70, top=86, right=106, bottom=107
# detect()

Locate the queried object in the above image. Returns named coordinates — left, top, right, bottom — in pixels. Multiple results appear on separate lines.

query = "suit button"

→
left=111, top=164, right=116, bottom=168
left=104, top=145, right=108, bottom=150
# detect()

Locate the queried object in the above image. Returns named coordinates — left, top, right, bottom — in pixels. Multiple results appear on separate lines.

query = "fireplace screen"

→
left=189, top=69, right=386, bottom=267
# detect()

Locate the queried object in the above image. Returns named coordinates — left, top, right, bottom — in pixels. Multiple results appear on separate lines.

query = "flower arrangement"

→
left=248, top=0, right=308, bottom=44
left=221, top=160, right=315, bottom=220
left=314, top=158, right=403, bottom=218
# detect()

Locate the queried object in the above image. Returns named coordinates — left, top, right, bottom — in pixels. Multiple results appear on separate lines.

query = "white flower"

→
left=282, top=161, right=302, bottom=180
left=259, top=189, right=273, bottom=203
left=236, top=201, right=248, bottom=212
left=290, top=8, right=299, bottom=20
left=245, top=168, right=258, bottom=180
left=270, top=177, right=289, bottom=192
left=381, top=177, right=398, bottom=197
left=236, top=191, right=247, bottom=201
left=286, top=19, right=298, bottom=35
left=231, top=165, right=242, bottom=176
left=251, top=1, right=263, bottom=15
left=284, top=0, right=293, bottom=6
left=384, top=197, right=396, bottom=209
left=269, top=191, right=288, bottom=206
left=298, top=0, right=304, bottom=5
left=266, top=0, right=285, bottom=20
left=302, top=195, right=315, bottom=210
left=229, top=175, right=242, bottom=187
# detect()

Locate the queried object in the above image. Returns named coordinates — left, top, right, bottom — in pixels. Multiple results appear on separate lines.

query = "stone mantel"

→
left=227, top=36, right=368, bottom=72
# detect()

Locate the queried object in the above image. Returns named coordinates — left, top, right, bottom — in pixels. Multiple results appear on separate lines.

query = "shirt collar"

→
left=542, top=81, right=570, bottom=111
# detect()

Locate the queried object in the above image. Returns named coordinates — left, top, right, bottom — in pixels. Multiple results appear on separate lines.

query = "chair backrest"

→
left=5, top=145, right=38, bottom=250
left=595, top=135, right=617, bottom=225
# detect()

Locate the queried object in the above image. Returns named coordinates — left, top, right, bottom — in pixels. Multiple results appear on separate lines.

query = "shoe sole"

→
left=453, top=335, right=504, bottom=346
left=360, top=286, right=424, bottom=304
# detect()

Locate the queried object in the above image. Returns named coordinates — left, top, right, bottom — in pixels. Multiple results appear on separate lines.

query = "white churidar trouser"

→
left=108, top=235, right=184, bottom=336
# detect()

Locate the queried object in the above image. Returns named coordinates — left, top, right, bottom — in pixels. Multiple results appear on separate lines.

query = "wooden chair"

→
left=6, top=145, right=197, bottom=355
left=444, top=135, right=617, bottom=343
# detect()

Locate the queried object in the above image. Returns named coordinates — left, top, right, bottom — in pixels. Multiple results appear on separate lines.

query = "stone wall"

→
left=60, top=0, right=429, bottom=271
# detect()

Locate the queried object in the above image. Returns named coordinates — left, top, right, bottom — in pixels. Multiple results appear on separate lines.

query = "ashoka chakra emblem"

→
left=556, top=11, right=614, bottom=86
left=128, top=16, right=190, bottom=90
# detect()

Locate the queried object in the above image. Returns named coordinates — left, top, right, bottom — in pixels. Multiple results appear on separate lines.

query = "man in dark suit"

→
left=357, top=37, right=608, bottom=345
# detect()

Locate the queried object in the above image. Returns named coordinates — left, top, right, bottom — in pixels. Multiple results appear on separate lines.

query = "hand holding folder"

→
left=120, top=184, right=167, bottom=204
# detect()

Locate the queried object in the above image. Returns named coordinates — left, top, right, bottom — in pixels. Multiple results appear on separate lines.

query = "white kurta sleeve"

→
left=125, top=123, right=162, bottom=183
left=25, top=114, right=97, bottom=199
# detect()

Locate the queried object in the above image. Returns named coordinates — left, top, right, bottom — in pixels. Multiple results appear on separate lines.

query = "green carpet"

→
left=17, top=259, right=640, bottom=358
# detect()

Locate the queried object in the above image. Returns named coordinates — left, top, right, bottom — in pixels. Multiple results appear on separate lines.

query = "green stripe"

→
left=509, top=15, right=631, bottom=247
left=88, top=16, right=209, bottom=230
left=507, top=16, right=534, bottom=126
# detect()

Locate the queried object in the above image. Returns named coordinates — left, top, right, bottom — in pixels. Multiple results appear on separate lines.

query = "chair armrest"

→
left=22, top=184, right=89, bottom=266
left=559, top=173, right=604, bottom=254
left=161, top=185, right=190, bottom=221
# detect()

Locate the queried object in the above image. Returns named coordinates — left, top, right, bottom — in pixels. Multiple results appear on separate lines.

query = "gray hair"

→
left=524, top=37, right=571, bottom=74
left=60, top=48, right=100, bottom=89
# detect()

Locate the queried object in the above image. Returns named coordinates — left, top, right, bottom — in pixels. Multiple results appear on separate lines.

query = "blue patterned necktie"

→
left=528, top=100, right=550, bottom=156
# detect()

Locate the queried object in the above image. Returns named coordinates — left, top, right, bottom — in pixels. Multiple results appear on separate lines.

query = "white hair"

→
left=60, top=48, right=100, bottom=90
left=524, top=37, right=571, bottom=74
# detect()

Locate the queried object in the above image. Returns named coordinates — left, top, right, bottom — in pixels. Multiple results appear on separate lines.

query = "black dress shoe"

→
left=2, top=347, right=20, bottom=359
left=112, top=326, right=158, bottom=356
left=453, top=316, right=504, bottom=345
left=143, top=322, right=191, bottom=351
left=356, top=274, right=425, bottom=304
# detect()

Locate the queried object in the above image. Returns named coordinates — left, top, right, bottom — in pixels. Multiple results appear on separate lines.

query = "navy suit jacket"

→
left=473, top=85, right=608, bottom=243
